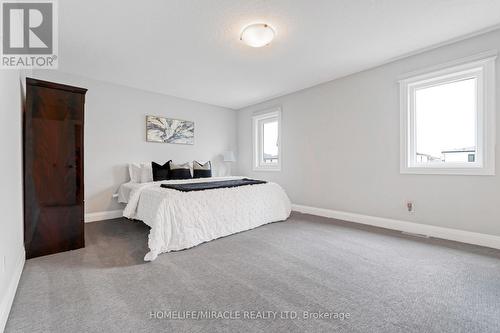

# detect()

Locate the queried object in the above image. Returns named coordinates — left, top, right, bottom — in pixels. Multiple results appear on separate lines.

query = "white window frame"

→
left=400, top=51, right=497, bottom=175
left=253, top=107, right=282, bottom=171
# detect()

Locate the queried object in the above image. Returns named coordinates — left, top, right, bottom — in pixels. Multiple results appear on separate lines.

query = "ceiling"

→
left=58, top=0, right=500, bottom=109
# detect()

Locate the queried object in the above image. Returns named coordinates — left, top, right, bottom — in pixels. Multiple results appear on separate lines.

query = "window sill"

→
left=253, top=167, right=281, bottom=172
left=400, top=166, right=495, bottom=176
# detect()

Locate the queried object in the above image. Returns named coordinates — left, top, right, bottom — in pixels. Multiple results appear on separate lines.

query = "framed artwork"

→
left=146, top=115, right=194, bottom=145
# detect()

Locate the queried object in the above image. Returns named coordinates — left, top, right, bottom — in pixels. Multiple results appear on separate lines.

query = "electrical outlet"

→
left=406, top=201, right=415, bottom=213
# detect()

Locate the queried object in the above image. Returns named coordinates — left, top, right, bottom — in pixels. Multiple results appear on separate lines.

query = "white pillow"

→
left=128, top=163, right=142, bottom=183
left=140, top=163, right=154, bottom=183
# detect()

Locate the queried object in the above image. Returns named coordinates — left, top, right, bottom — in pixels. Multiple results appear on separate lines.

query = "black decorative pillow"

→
left=193, top=161, right=212, bottom=178
left=151, top=161, right=171, bottom=181
left=168, top=162, right=192, bottom=180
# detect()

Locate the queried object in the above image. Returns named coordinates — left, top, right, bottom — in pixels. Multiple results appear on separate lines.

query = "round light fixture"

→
left=240, top=23, right=275, bottom=48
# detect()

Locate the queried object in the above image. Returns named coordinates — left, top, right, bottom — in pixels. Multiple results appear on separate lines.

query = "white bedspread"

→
left=122, top=177, right=291, bottom=261
left=117, top=182, right=142, bottom=203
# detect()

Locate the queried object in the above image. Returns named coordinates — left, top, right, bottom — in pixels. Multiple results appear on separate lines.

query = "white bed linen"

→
left=122, top=177, right=291, bottom=261
left=117, top=182, right=143, bottom=203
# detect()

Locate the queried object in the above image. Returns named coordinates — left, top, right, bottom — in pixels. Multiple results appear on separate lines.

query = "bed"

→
left=119, top=176, right=291, bottom=261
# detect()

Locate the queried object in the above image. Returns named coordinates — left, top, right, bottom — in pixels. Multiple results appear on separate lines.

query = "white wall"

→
left=31, top=71, right=238, bottom=214
left=237, top=29, right=500, bottom=237
left=0, top=70, right=25, bottom=332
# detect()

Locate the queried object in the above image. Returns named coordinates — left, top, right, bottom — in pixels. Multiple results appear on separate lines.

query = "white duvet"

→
left=122, top=177, right=291, bottom=261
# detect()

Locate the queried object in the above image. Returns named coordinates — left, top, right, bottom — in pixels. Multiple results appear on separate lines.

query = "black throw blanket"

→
left=160, top=178, right=267, bottom=192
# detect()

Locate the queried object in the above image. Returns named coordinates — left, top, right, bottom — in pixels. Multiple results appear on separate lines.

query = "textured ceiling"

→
left=57, top=0, right=500, bottom=109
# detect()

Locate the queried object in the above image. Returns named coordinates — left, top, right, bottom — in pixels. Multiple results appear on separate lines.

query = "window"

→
left=400, top=52, right=496, bottom=175
left=253, top=107, right=281, bottom=171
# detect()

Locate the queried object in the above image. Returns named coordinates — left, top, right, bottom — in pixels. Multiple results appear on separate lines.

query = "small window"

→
left=253, top=107, right=281, bottom=171
left=400, top=53, right=496, bottom=175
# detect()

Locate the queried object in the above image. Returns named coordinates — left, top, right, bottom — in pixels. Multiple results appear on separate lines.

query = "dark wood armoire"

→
left=24, top=78, right=87, bottom=259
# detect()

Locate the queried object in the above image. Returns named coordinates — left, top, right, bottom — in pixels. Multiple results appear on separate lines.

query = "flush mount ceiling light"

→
left=240, top=23, right=276, bottom=48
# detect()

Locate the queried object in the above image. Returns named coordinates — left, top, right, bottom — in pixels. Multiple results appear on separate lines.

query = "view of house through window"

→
left=253, top=108, right=281, bottom=170
left=415, top=78, right=477, bottom=164
left=263, top=120, right=279, bottom=164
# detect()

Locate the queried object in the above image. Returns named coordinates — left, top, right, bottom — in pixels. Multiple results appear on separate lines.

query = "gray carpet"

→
left=5, top=212, right=500, bottom=333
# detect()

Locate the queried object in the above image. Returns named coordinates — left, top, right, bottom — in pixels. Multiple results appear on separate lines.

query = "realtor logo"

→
left=1, top=0, right=58, bottom=68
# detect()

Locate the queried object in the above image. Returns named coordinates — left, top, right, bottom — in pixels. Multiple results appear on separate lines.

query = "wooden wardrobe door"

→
left=24, top=79, right=86, bottom=259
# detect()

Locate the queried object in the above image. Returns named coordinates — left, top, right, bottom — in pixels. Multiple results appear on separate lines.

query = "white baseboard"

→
left=291, top=204, right=500, bottom=250
left=85, top=210, right=123, bottom=223
left=0, top=248, right=25, bottom=333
